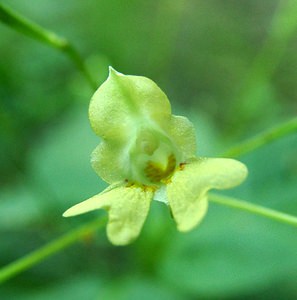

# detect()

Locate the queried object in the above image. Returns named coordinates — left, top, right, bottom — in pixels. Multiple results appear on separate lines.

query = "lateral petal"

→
left=167, top=158, right=247, bottom=231
left=63, top=184, right=154, bottom=245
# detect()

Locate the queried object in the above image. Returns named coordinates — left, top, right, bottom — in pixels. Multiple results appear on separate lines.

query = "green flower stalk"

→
left=63, top=68, right=248, bottom=245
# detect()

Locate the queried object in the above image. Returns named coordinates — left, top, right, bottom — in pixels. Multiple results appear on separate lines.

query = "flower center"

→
left=144, top=153, right=176, bottom=183
left=128, top=126, right=180, bottom=186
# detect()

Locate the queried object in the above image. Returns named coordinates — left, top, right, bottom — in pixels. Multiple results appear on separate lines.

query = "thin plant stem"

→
left=209, top=193, right=297, bottom=227
left=229, top=0, right=297, bottom=127
left=239, top=0, right=297, bottom=95
left=0, top=217, right=107, bottom=284
left=0, top=3, right=97, bottom=90
left=222, top=117, right=297, bottom=158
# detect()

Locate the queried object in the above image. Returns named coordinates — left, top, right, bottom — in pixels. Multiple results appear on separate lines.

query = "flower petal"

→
left=63, top=184, right=154, bottom=245
left=91, top=142, right=128, bottom=184
left=167, top=158, right=248, bottom=232
left=89, top=67, right=171, bottom=141
left=168, top=115, right=197, bottom=161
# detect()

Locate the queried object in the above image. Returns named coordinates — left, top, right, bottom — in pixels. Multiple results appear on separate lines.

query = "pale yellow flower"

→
left=63, top=68, right=248, bottom=245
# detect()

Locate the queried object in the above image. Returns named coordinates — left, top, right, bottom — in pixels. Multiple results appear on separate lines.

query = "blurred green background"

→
left=1, top=0, right=297, bottom=299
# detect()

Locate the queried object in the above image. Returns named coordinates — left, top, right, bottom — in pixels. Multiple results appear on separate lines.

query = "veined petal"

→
left=63, top=185, right=154, bottom=245
left=89, top=67, right=171, bottom=140
left=167, top=158, right=248, bottom=232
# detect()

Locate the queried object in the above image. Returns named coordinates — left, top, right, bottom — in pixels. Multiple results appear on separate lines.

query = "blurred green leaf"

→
left=159, top=207, right=297, bottom=298
left=1, top=275, right=103, bottom=300
left=27, top=107, right=106, bottom=208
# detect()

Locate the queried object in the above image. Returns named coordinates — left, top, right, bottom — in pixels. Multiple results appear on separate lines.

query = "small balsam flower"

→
left=63, top=67, right=248, bottom=245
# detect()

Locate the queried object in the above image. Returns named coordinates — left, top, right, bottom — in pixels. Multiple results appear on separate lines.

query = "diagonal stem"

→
left=228, top=0, right=297, bottom=130
left=0, top=217, right=106, bottom=284
left=209, top=193, right=297, bottom=227
left=0, top=3, right=97, bottom=90
left=222, top=117, right=297, bottom=158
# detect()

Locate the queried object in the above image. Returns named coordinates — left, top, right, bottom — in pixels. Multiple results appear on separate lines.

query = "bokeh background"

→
left=1, top=0, right=297, bottom=299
